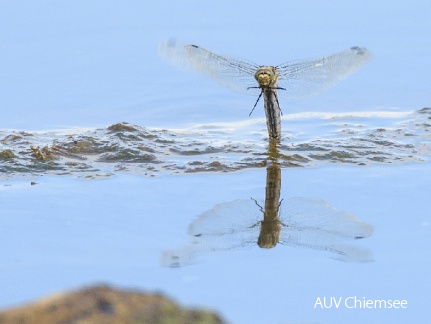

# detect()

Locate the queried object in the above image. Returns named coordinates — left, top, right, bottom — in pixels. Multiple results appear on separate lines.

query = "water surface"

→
left=1, top=1, right=431, bottom=323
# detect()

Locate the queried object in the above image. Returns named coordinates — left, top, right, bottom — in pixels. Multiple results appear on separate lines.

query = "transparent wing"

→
left=279, top=197, right=373, bottom=240
left=187, top=199, right=262, bottom=244
left=280, top=227, right=374, bottom=262
left=160, top=197, right=374, bottom=266
left=276, top=47, right=372, bottom=99
left=160, top=199, right=261, bottom=267
left=278, top=197, right=374, bottom=262
left=159, top=41, right=261, bottom=95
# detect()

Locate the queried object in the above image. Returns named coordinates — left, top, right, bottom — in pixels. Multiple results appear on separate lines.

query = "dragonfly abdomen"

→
left=262, top=88, right=282, bottom=140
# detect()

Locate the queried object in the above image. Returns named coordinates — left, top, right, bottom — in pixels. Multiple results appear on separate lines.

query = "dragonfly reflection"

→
left=161, top=151, right=373, bottom=267
left=159, top=42, right=371, bottom=141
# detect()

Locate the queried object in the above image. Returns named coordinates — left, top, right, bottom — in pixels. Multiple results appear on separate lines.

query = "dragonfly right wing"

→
left=278, top=197, right=374, bottom=262
left=276, top=47, right=372, bottom=99
left=159, top=41, right=261, bottom=95
left=279, top=197, right=373, bottom=239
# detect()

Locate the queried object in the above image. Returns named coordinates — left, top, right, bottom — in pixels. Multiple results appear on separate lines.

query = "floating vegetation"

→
left=30, top=146, right=58, bottom=160
left=1, top=109, right=430, bottom=179
left=0, top=149, right=16, bottom=159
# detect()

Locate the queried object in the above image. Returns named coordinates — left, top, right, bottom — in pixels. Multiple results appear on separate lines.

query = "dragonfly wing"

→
left=159, top=41, right=261, bottom=95
left=276, top=47, right=371, bottom=99
left=160, top=199, right=262, bottom=267
left=278, top=197, right=374, bottom=262
left=279, top=227, right=374, bottom=262
left=278, top=197, right=373, bottom=239
left=188, top=199, right=262, bottom=240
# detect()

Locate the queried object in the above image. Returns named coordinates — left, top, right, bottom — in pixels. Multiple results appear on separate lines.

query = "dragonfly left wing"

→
left=159, top=41, right=261, bottom=95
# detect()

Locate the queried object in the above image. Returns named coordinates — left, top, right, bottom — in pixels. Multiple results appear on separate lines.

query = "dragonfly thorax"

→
left=254, top=66, right=278, bottom=87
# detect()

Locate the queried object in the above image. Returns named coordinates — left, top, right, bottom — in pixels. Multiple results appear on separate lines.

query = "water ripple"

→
left=1, top=108, right=430, bottom=178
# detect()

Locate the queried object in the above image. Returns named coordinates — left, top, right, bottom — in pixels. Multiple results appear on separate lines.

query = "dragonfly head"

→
left=258, top=219, right=281, bottom=248
left=254, top=66, right=277, bottom=87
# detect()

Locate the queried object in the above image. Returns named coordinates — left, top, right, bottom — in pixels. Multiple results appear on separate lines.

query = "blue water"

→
left=1, top=1, right=431, bottom=323
left=1, top=1, right=430, bottom=130
left=1, top=165, right=430, bottom=323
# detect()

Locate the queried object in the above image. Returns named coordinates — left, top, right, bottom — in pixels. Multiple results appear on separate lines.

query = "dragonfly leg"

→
left=251, top=197, right=264, bottom=212
left=249, top=91, right=263, bottom=117
left=278, top=198, right=284, bottom=208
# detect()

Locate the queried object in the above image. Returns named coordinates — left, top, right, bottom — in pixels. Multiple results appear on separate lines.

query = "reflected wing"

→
left=278, top=197, right=374, bottom=262
left=159, top=42, right=261, bottom=95
left=161, top=243, right=208, bottom=268
left=280, top=228, right=374, bottom=262
left=160, top=199, right=262, bottom=267
left=276, top=47, right=371, bottom=99
left=187, top=199, right=262, bottom=245
left=279, top=197, right=373, bottom=239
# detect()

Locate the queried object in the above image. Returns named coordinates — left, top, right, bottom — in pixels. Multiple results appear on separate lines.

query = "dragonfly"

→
left=159, top=42, right=371, bottom=141
left=161, top=196, right=374, bottom=267
left=161, top=163, right=373, bottom=267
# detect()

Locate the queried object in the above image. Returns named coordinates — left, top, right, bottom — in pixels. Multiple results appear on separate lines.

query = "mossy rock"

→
left=0, top=285, right=225, bottom=324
